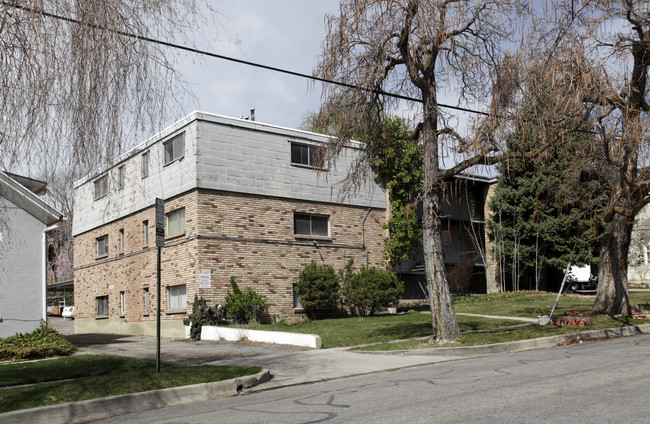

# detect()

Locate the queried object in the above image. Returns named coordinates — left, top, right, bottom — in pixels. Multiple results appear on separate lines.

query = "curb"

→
left=0, top=369, right=271, bottom=424
left=363, top=323, right=650, bottom=356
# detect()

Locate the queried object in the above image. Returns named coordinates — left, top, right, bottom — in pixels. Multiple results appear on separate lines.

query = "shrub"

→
left=225, top=277, right=269, bottom=324
left=0, top=323, right=77, bottom=361
left=295, top=261, right=341, bottom=318
left=446, top=261, right=474, bottom=296
left=343, top=266, right=403, bottom=316
left=187, top=295, right=226, bottom=340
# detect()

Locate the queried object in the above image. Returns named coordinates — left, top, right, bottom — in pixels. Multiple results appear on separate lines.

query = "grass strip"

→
left=244, top=314, right=524, bottom=348
left=352, top=314, right=645, bottom=351
left=0, top=355, right=261, bottom=412
left=453, top=291, right=650, bottom=318
left=243, top=291, right=650, bottom=349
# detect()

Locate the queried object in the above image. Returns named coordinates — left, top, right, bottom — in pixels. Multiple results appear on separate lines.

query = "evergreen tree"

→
left=488, top=129, right=606, bottom=291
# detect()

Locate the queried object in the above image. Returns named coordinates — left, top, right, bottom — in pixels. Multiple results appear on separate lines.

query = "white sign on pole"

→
left=198, top=269, right=212, bottom=289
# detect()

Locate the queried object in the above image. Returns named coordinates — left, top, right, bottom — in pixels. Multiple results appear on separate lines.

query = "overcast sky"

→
left=166, top=1, right=494, bottom=177
left=173, top=1, right=341, bottom=129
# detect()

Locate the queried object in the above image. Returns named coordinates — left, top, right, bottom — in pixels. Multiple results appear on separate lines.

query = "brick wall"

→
left=74, top=188, right=386, bottom=330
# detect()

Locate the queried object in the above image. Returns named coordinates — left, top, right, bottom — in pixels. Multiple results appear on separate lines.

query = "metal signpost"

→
left=155, top=198, right=164, bottom=373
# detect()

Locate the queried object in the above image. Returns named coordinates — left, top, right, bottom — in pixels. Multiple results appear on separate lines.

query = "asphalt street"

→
left=89, top=333, right=650, bottom=424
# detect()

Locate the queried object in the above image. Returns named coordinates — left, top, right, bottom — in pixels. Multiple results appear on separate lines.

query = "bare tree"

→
left=0, top=0, right=215, bottom=177
left=521, top=1, right=650, bottom=315
left=314, top=0, right=533, bottom=343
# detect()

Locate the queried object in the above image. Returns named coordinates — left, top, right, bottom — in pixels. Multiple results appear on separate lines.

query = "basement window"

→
left=96, top=296, right=109, bottom=316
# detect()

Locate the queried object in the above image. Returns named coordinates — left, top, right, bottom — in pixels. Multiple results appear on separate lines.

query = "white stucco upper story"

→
left=72, top=112, right=386, bottom=236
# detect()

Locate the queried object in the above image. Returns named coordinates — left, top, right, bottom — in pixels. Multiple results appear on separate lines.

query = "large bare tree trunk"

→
left=592, top=212, right=633, bottom=316
left=421, top=87, right=460, bottom=344
left=423, top=190, right=461, bottom=343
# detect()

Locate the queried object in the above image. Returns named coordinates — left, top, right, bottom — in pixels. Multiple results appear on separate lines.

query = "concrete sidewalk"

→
left=60, top=330, right=466, bottom=390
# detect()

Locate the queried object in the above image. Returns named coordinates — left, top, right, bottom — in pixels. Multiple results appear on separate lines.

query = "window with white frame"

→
left=166, top=207, right=185, bottom=237
left=290, top=142, right=322, bottom=168
left=167, top=284, right=186, bottom=310
left=294, top=213, right=329, bottom=237
left=94, top=175, right=108, bottom=200
left=96, top=235, right=109, bottom=256
left=143, top=220, right=149, bottom=246
left=143, top=288, right=150, bottom=314
left=119, top=229, right=125, bottom=252
left=120, top=291, right=126, bottom=315
left=164, top=133, right=185, bottom=165
left=117, top=165, right=125, bottom=190
left=97, top=296, right=108, bottom=316
left=141, top=151, right=150, bottom=178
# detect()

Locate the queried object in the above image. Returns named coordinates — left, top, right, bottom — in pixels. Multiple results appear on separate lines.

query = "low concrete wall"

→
left=74, top=317, right=186, bottom=339
left=201, top=325, right=321, bottom=349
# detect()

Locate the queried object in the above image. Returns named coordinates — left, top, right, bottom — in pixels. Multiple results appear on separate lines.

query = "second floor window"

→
left=143, top=220, right=149, bottom=246
left=119, top=229, right=125, bottom=252
left=294, top=213, right=329, bottom=237
left=96, top=235, right=109, bottom=256
left=166, top=207, right=186, bottom=237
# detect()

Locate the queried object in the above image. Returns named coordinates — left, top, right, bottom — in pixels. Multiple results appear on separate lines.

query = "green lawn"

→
left=354, top=313, right=643, bottom=351
left=454, top=290, right=650, bottom=317
left=0, top=355, right=261, bottom=412
left=242, top=291, right=650, bottom=349
left=246, top=314, right=525, bottom=348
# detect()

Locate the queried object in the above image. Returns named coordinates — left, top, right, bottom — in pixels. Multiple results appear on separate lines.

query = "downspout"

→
left=362, top=208, right=372, bottom=268
left=42, top=222, right=61, bottom=322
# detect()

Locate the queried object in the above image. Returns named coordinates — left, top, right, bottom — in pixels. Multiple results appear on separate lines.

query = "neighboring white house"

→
left=0, top=171, right=63, bottom=337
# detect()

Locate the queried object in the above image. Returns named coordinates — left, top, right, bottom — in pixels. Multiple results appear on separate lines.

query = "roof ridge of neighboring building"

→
left=0, top=171, right=63, bottom=225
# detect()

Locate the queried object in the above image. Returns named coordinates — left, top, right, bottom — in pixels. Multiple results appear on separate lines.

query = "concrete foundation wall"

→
left=74, top=316, right=186, bottom=339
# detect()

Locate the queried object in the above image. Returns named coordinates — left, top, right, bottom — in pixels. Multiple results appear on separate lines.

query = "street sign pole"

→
left=155, top=198, right=165, bottom=373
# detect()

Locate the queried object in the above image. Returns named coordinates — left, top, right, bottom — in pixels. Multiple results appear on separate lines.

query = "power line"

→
left=1, top=1, right=490, bottom=117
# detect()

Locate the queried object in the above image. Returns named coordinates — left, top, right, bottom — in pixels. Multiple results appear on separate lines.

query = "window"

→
left=97, top=296, right=108, bottom=316
left=94, top=175, right=108, bottom=200
left=120, top=291, right=126, bottom=315
left=293, top=284, right=302, bottom=309
left=117, top=165, right=125, bottom=190
left=143, top=220, right=149, bottom=246
left=143, top=288, right=150, bottom=314
left=294, top=213, right=329, bottom=237
left=164, top=133, right=185, bottom=165
left=291, top=142, right=321, bottom=168
left=167, top=284, right=186, bottom=310
left=141, top=151, right=150, bottom=178
left=96, top=235, right=109, bottom=256
left=166, top=208, right=186, bottom=237
left=119, top=229, right=125, bottom=252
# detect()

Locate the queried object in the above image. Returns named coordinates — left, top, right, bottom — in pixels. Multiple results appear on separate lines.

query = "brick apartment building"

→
left=72, top=112, right=386, bottom=337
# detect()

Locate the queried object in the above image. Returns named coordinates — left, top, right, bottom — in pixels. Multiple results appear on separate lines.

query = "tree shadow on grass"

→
left=363, top=322, right=433, bottom=343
